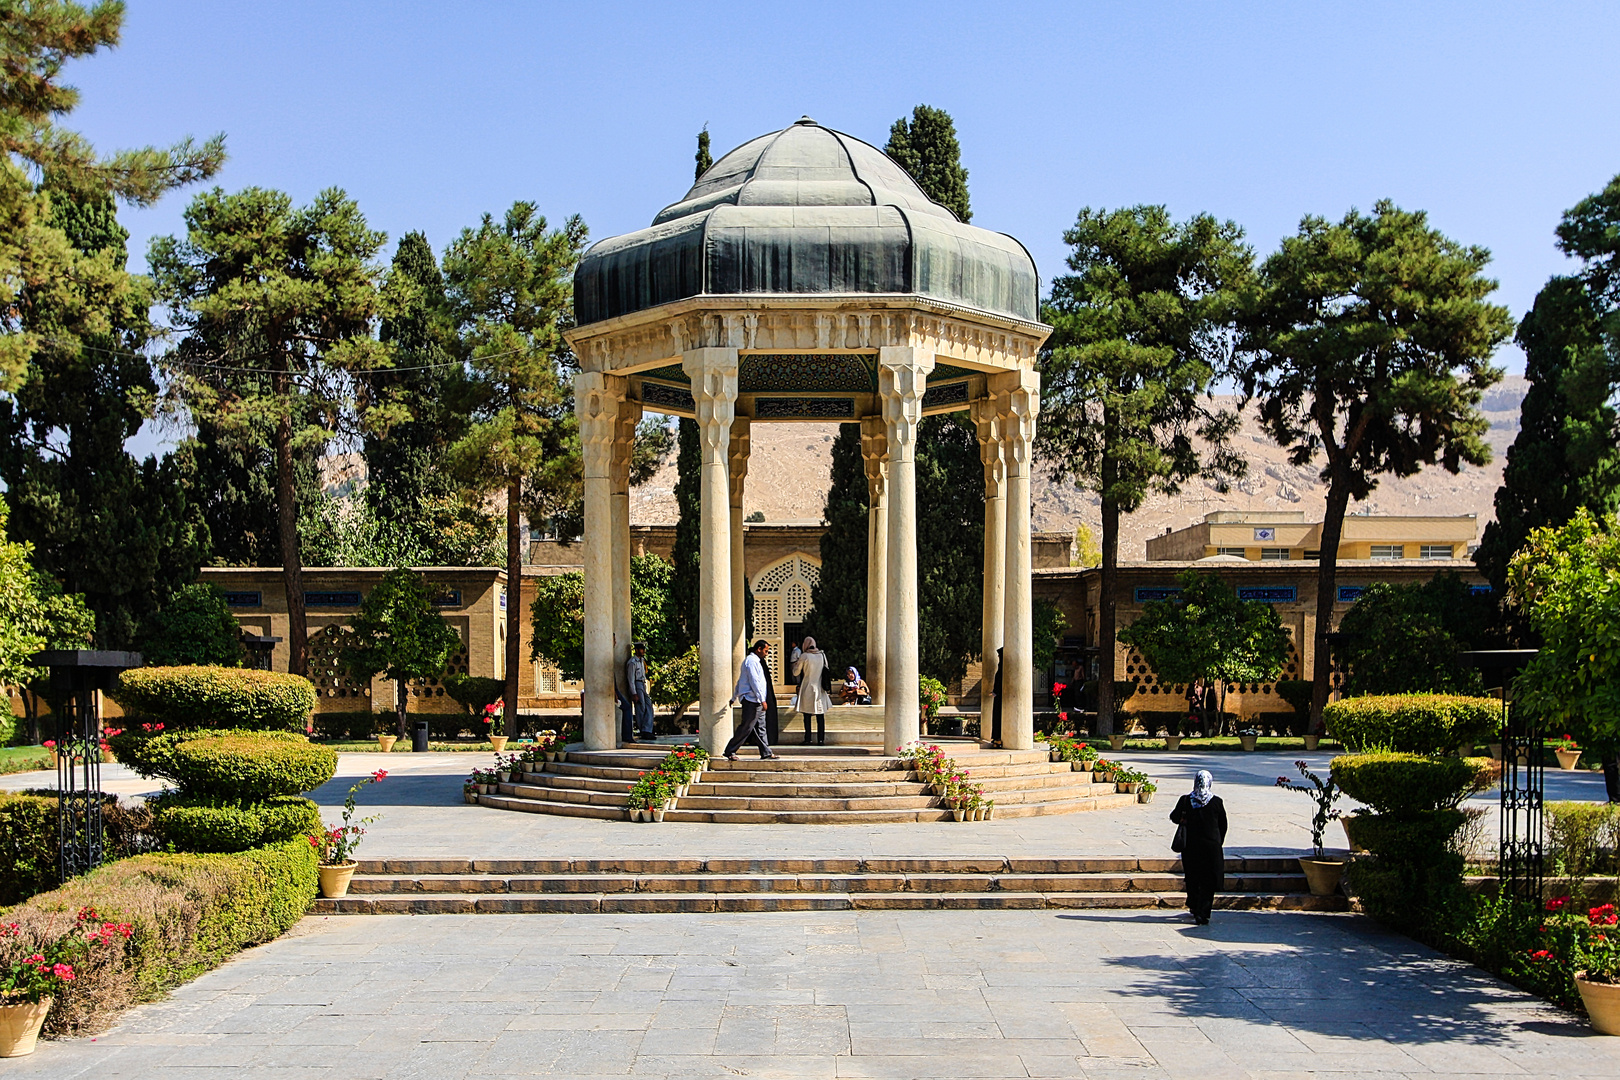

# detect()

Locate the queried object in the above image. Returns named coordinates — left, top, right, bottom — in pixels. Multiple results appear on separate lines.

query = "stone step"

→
left=473, top=793, right=625, bottom=819
left=312, top=891, right=1348, bottom=915
left=514, top=772, right=634, bottom=795
left=352, top=856, right=1302, bottom=875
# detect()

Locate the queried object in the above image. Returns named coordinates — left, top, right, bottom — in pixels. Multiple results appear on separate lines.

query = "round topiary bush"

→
left=147, top=794, right=323, bottom=854
left=168, top=734, right=337, bottom=800
left=1331, top=752, right=1498, bottom=815
left=111, top=666, right=317, bottom=731
left=1322, top=693, right=1500, bottom=754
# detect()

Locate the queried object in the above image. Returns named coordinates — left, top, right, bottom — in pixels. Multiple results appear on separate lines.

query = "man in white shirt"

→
left=626, top=642, right=654, bottom=740
left=724, top=639, right=776, bottom=761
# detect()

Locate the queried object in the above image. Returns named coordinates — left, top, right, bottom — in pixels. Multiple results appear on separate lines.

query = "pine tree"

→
left=884, top=105, right=971, bottom=222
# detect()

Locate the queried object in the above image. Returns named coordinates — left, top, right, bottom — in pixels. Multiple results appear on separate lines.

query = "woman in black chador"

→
left=1170, top=770, right=1227, bottom=925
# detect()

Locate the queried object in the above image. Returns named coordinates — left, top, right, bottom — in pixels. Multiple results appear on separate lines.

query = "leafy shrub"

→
left=1331, top=752, right=1497, bottom=815
left=1546, top=800, right=1620, bottom=889
left=112, top=729, right=336, bottom=799
left=1275, top=679, right=1313, bottom=720
left=0, top=793, right=55, bottom=904
left=444, top=674, right=505, bottom=716
left=0, top=836, right=317, bottom=1036
left=136, top=584, right=245, bottom=667
left=1323, top=694, right=1500, bottom=754
left=1337, top=574, right=1492, bottom=696
left=148, top=794, right=322, bottom=854
left=111, top=666, right=317, bottom=731
left=650, top=646, right=700, bottom=712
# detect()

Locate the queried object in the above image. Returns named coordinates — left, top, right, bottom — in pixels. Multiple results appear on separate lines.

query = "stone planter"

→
left=1303, top=735, right=1321, bottom=751
left=952, top=808, right=966, bottom=821
left=318, top=862, right=358, bottom=899
left=1488, top=742, right=1502, bottom=761
left=1116, top=781, right=1141, bottom=794
left=651, top=807, right=666, bottom=822
left=1556, top=747, right=1582, bottom=770
left=376, top=734, right=397, bottom=753
left=1138, top=790, right=1155, bottom=804
left=1575, top=972, right=1620, bottom=1035
left=1239, top=734, right=1259, bottom=751
left=1108, top=735, right=1127, bottom=751
left=1297, top=856, right=1346, bottom=896
left=464, top=791, right=478, bottom=804
left=1340, top=814, right=1368, bottom=853
left=489, top=735, right=509, bottom=752
left=1164, top=736, right=1183, bottom=751
left=0, top=997, right=52, bottom=1057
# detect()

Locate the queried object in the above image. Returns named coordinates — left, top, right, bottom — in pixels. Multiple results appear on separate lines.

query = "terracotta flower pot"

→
left=1050, top=750, right=1063, bottom=762
left=318, top=862, right=358, bottom=899
left=489, top=735, right=509, bottom=752
left=1297, top=856, right=1346, bottom=897
left=984, top=805, right=995, bottom=819
left=0, top=997, right=52, bottom=1057
left=953, top=808, right=966, bottom=821
left=1239, top=735, right=1259, bottom=751
left=376, top=735, right=397, bottom=753
left=1109, top=735, right=1127, bottom=751
left=1138, top=790, right=1155, bottom=804
left=464, top=791, right=478, bottom=804
left=651, top=807, right=666, bottom=822
left=1164, top=736, right=1183, bottom=751
left=1340, top=814, right=1368, bottom=853
left=1575, top=972, right=1620, bottom=1035
left=1303, top=735, right=1321, bottom=751
left=1556, top=747, right=1582, bottom=770
left=1117, top=781, right=1140, bottom=794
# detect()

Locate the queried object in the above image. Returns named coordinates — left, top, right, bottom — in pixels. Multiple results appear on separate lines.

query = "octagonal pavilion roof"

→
left=573, top=117, right=1039, bottom=327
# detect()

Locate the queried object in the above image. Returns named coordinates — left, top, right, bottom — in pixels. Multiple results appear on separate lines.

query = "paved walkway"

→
left=5, top=908, right=1618, bottom=1079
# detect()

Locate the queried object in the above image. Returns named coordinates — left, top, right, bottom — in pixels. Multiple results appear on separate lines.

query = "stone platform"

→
left=476, top=745, right=1139, bottom=823
left=311, top=854, right=1346, bottom=914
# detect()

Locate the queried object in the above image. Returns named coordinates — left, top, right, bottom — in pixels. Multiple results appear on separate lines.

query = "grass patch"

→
left=1113, top=736, right=1346, bottom=753
left=0, top=745, right=52, bottom=774
left=311, top=740, right=509, bottom=753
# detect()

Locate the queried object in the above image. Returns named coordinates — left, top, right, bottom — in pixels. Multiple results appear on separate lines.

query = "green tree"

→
left=695, top=125, right=713, bottom=178
left=1238, top=201, right=1514, bottom=731
left=1336, top=573, right=1491, bottom=696
left=0, top=0, right=224, bottom=391
left=1118, top=569, right=1291, bottom=724
left=442, top=203, right=586, bottom=729
left=1475, top=176, right=1620, bottom=593
left=884, top=105, right=971, bottom=222
left=915, top=414, right=984, bottom=684
left=342, top=567, right=462, bottom=738
left=150, top=187, right=390, bottom=674
left=1507, top=508, right=1620, bottom=800
left=531, top=554, right=676, bottom=679
left=136, top=582, right=243, bottom=668
left=1072, top=523, right=1101, bottom=568
left=803, top=423, right=868, bottom=666
left=1037, top=206, right=1252, bottom=733
left=0, top=494, right=94, bottom=742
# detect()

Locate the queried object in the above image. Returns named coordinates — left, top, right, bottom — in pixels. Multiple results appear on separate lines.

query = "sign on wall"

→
left=1236, top=586, right=1297, bottom=603
left=1253, top=528, right=1276, bottom=542
left=1133, top=587, right=1183, bottom=603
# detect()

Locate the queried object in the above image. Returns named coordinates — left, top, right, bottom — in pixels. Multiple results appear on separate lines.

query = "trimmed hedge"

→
left=147, top=795, right=323, bottom=854
left=1331, top=752, right=1497, bottom=815
left=0, top=793, right=56, bottom=904
left=111, top=729, right=337, bottom=799
left=0, top=836, right=318, bottom=1036
left=111, top=665, right=317, bottom=731
left=1323, top=693, right=1499, bottom=754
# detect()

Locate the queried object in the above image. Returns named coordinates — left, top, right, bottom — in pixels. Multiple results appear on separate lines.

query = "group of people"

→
left=720, top=636, right=871, bottom=759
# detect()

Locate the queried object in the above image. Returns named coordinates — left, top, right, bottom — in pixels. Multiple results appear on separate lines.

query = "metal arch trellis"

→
left=1462, top=650, right=1543, bottom=904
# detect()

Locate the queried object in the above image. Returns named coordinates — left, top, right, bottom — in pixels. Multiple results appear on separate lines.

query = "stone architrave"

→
left=611, top=400, right=641, bottom=697
left=972, top=393, right=1007, bottom=715
left=995, top=369, right=1040, bottom=751
left=728, top=419, right=751, bottom=680
left=860, top=417, right=888, bottom=708
left=879, top=345, right=933, bottom=752
left=683, top=347, right=739, bottom=755
left=575, top=371, right=626, bottom=750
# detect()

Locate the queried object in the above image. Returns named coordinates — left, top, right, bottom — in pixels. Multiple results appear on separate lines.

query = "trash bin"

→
left=413, top=718, right=429, bottom=753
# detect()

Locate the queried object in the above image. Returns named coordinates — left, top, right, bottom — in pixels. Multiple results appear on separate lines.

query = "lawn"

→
left=0, top=745, right=53, bottom=774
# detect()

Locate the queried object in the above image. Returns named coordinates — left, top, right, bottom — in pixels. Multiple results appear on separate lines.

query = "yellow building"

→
left=1144, top=510, right=1479, bottom=563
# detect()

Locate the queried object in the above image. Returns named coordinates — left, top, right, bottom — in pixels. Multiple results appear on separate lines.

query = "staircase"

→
left=474, top=748, right=1140, bottom=823
left=311, top=856, right=1346, bottom=915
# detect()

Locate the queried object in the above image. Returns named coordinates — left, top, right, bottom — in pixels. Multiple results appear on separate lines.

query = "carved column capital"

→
left=575, top=371, right=626, bottom=479
left=727, top=417, right=751, bottom=507
left=682, top=347, right=739, bottom=461
left=878, top=346, right=935, bottom=460
left=610, top=399, right=642, bottom=492
left=860, top=416, right=888, bottom=505
left=991, top=369, right=1040, bottom=475
left=970, top=393, right=1007, bottom=499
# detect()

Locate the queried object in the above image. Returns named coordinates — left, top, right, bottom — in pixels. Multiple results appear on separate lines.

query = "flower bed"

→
left=625, top=745, right=709, bottom=820
left=897, top=743, right=993, bottom=819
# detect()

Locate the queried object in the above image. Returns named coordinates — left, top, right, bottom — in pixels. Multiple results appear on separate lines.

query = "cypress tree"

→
left=667, top=130, right=712, bottom=649
left=884, top=105, right=971, bottom=222
left=804, top=424, right=868, bottom=664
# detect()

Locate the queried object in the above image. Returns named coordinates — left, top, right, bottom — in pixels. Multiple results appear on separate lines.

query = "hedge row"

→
left=147, top=794, right=322, bottom=854
left=1323, top=694, right=1499, bottom=754
left=1332, top=752, right=1498, bottom=815
left=0, top=837, right=318, bottom=1037
left=110, top=729, right=337, bottom=800
left=111, top=666, right=316, bottom=731
left=1, top=794, right=157, bottom=906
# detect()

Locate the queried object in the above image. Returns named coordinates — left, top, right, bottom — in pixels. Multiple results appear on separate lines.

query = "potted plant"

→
left=310, top=769, right=387, bottom=899
left=1529, top=898, right=1620, bottom=1034
left=463, top=780, right=479, bottom=805
left=375, top=719, right=397, bottom=753
left=983, top=798, right=995, bottom=819
left=919, top=675, right=948, bottom=734
left=0, top=934, right=75, bottom=1058
left=1238, top=727, right=1260, bottom=752
left=1166, top=720, right=1187, bottom=752
left=1115, top=766, right=1146, bottom=794
left=1274, top=760, right=1344, bottom=896
left=42, top=741, right=56, bottom=770
left=1108, top=730, right=1128, bottom=751
left=1553, top=734, right=1582, bottom=771
left=1138, top=780, right=1157, bottom=804
left=482, top=700, right=508, bottom=752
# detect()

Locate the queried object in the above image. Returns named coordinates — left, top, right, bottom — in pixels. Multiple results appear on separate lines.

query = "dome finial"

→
left=795, top=115, right=818, bottom=126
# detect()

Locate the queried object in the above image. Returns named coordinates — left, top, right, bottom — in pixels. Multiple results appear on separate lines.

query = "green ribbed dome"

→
left=573, top=118, right=1038, bottom=326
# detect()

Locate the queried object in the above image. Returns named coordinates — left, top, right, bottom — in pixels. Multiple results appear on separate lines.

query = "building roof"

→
left=573, top=117, right=1040, bottom=326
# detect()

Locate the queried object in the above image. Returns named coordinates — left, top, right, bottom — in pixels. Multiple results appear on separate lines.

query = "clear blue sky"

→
left=72, top=0, right=1620, bottom=381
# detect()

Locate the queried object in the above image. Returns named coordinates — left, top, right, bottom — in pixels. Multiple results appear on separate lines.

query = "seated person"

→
left=841, top=665, right=872, bottom=705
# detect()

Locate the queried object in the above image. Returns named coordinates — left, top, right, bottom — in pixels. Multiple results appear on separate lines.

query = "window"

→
left=1303, top=549, right=1321, bottom=560
left=1370, top=545, right=1405, bottom=560
left=1215, top=547, right=1247, bottom=558
left=1420, top=544, right=1455, bottom=559
left=1260, top=548, right=1290, bottom=561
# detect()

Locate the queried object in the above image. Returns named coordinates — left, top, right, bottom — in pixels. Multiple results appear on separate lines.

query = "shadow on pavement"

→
left=305, top=771, right=464, bottom=808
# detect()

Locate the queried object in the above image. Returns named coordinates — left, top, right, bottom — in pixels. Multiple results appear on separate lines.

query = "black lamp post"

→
left=1461, top=649, right=1542, bottom=904
left=242, top=633, right=282, bottom=671
left=32, top=650, right=141, bottom=881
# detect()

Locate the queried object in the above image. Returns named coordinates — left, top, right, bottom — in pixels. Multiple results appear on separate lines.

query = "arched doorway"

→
left=750, top=553, right=821, bottom=686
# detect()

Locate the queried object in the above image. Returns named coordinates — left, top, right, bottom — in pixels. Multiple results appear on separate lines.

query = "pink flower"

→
left=371, top=770, right=388, bottom=782
left=52, top=964, right=75, bottom=981
left=1546, top=896, right=1569, bottom=913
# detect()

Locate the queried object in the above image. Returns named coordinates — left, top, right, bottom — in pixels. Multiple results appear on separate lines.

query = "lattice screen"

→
left=750, top=554, right=823, bottom=685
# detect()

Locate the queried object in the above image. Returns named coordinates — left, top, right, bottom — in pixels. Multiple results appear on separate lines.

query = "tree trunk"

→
left=396, top=676, right=408, bottom=741
left=273, top=372, right=307, bottom=676
left=1311, top=480, right=1352, bottom=734
left=504, top=478, right=521, bottom=738
left=1097, top=493, right=1120, bottom=736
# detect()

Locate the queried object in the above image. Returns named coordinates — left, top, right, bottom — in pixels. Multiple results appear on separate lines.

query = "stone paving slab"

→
left=5, top=908, right=1620, bottom=1079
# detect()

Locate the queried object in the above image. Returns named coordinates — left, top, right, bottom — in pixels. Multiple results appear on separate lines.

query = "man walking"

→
left=724, top=638, right=776, bottom=761
left=627, top=642, right=654, bottom=741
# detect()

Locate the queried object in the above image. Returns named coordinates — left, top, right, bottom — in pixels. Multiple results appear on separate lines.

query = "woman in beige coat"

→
left=792, top=637, right=832, bottom=745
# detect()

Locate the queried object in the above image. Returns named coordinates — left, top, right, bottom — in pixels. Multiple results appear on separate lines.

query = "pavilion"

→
left=564, top=117, right=1051, bottom=755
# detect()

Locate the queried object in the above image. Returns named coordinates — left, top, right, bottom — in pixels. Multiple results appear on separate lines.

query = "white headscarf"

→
left=1190, top=770, right=1214, bottom=809
left=802, top=637, right=819, bottom=651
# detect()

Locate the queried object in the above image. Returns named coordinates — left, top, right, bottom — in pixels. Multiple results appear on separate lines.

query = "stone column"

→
left=996, top=370, right=1040, bottom=751
left=575, top=371, right=625, bottom=751
left=860, top=417, right=888, bottom=707
left=728, top=418, right=751, bottom=680
left=879, top=345, right=933, bottom=752
left=611, top=400, right=641, bottom=700
left=972, top=393, right=1007, bottom=720
left=682, top=347, right=739, bottom=755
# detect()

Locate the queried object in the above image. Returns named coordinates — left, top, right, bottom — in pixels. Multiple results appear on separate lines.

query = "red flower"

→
left=1529, top=949, right=1552, bottom=961
left=52, top=963, right=75, bottom=980
left=371, top=770, right=388, bottom=782
left=1546, top=896, right=1569, bottom=913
